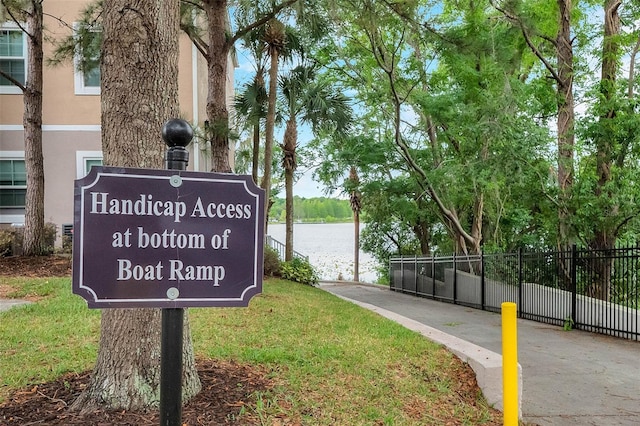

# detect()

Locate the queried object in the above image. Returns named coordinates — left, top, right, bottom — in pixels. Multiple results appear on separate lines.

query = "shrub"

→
left=281, top=257, right=319, bottom=286
left=61, top=235, right=73, bottom=254
left=43, top=223, right=57, bottom=254
left=9, top=227, right=22, bottom=255
left=5, top=223, right=56, bottom=256
left=264, top=245, right=281, bottom=276
left=0, top=228, right=12, bottom=257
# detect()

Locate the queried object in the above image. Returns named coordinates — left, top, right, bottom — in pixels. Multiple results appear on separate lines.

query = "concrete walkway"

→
left=320, top=282, right=640, bottom=426
left=0, top=298, right=30, bottom=312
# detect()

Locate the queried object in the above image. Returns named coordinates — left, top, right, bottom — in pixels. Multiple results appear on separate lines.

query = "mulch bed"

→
left=0, top=359, right=275, bottom=425
left=0, top=255, right=72, bottom=278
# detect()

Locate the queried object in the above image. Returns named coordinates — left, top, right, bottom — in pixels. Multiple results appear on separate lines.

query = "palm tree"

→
left=260, top=18, right=287, bottom=231
left=279, top=64, right=351, bottom=260
left=234, top=25, right=270, bottom=183
left=234, top=72, right=268, bottom=182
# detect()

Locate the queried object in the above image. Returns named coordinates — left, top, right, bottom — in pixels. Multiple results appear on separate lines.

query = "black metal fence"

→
left=389, top=246, right=640, bottom=340
left=266, top=235, right=308, bottom=262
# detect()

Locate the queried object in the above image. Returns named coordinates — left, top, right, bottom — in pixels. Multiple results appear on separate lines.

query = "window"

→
left=74, top=23, right=101, bottom=95
left=85, top=158, right=102, bottom=172
left=0, top=25, right=27, bottom=94
left=0, top=159, right=26, bottom=208
left=76, top=151, right=103, bottom=178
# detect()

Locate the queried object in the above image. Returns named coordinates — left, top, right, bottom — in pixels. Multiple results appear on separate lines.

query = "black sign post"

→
left=159, top=119, right=190, bottom=426
left=71, top=119, right=265, bottom=426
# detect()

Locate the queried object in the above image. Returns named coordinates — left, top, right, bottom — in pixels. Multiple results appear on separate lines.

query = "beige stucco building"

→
left=0, top=1, right=235, bottom=246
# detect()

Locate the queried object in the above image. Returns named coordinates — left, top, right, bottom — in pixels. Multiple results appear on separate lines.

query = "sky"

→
left=292, top=170, right=333, bottom=199
left=233, top=48, right=338, bottom=200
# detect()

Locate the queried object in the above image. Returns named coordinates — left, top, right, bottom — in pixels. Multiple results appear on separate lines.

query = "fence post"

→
left=414, top=255, right=418, bottom=295
left=517, top=248, right=523, bottom=318
left=571, top=244, right=577, bottom=328
left=431, top=257, right=436, bottom=298
left=481, top=251, right=486, bottom=310
left=453, top=252, right=457, bottom=303
left=400, top=256, right=405, bottom=292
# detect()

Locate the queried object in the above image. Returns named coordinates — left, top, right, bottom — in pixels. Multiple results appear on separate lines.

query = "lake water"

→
left=267, top=223, right=380, bottom=283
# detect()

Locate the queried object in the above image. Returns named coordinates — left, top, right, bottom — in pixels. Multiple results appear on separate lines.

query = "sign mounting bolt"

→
left=166, top=287, right=179, bottom=300
left=170, top=175, right=182, bottom=187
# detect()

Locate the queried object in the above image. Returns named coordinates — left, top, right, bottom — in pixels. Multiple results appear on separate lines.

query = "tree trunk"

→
left=21, top=0, right=46, bottom=256
left=71, top=0, right=201, bottom=412
left=252, top=68, right=265, bottom=184
left=588, top=0, right=621, bottom=301
left=76, top=310, right=165, bottom=411
left=471, top=196, right=483, bottom=252
left=550, top=0, right=576, bottom=290
left=261, top=46, right=280, bottom=233
left=556, top=0, right=575, bottom=249
left=412, top=221, right=431, bottom=256
left=252, top=122, right=260, bottom=183
left=72, top=310, right=200, bottom=412
left=203, top=0, right=232, bottom=173
left=283, top=118, right=297, bottom=261
left=349, top=167, right=361, bottom=281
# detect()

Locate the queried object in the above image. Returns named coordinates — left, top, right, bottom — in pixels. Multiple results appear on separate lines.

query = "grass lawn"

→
left=0, top=276, right=501, bottom=425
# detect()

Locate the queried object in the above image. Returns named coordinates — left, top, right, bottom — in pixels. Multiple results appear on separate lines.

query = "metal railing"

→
left=390, top=246, right=640, bottom=341
left=266, top=235, right=308, bottom=262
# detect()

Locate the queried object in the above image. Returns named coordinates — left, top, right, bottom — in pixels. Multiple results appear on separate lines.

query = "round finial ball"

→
left=162, top=119, right=193, bottom=148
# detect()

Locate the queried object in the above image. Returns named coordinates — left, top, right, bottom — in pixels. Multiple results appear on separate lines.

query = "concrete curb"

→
left=328, top=292, right=522, bottom=414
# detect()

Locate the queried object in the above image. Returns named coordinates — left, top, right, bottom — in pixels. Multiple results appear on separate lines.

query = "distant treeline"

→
left=270, top=196, right=352, bottom=223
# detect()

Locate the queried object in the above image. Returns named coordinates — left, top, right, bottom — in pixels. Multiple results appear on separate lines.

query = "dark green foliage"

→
left=48, top=2, right=102, bottom=71
left=281, top=257, right=319, bottom=286
left=263, top=245, right=282, bottom=276
left=270, top=196, right=352, bottom=223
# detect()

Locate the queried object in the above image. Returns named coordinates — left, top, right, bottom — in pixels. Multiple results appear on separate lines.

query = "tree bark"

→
left=73, top=310, right=200, bottom=412
left=470, top=193, right=484, bottom=254
left=71, top=0, right=201, bottom=412
left=556, top=0, right=575, bottom=249
left=412, top=221, right=431, bottom=256
left=261, top=43, right=280, bottom=233
left=252, top=69, right=265, bottom=184
left=21, top=0, right=46, bottom=256
left=283, top=118, right=297, bottom=261
left=202, top=0, right=232, bottom=173
left=252, top=123, right=261, bottom=183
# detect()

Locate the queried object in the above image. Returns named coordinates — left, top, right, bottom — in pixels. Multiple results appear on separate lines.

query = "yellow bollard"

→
left=502, top=302, right=518, bottom=426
